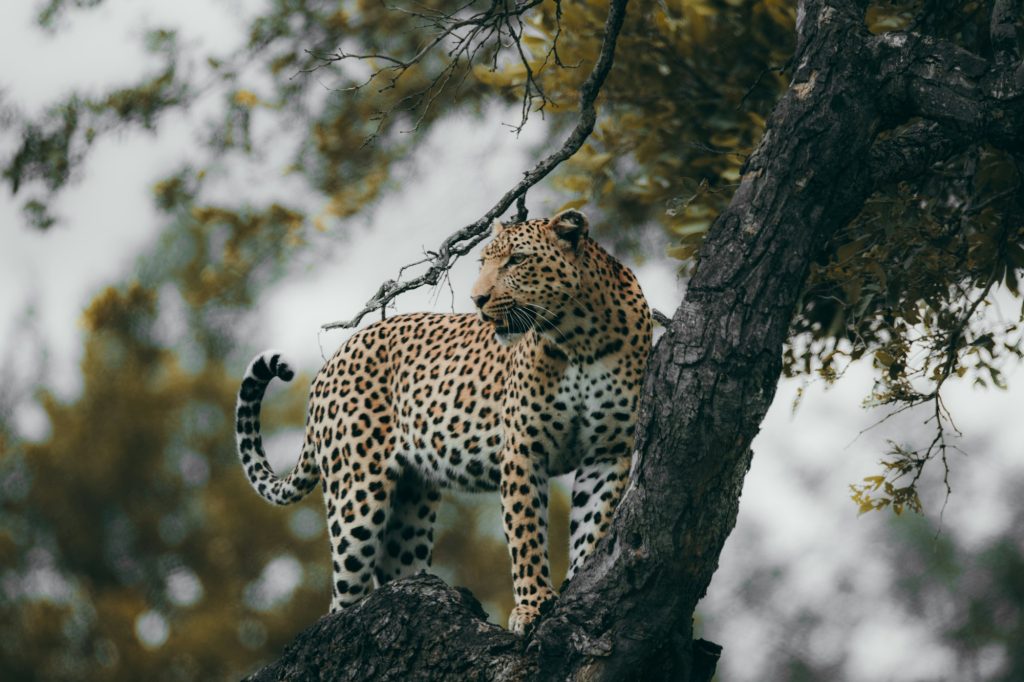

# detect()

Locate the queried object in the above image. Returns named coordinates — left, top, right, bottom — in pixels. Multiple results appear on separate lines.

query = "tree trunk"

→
left=246, top=1, right=1024, bottom=679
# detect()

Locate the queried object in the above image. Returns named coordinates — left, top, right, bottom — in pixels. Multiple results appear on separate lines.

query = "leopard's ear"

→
left=548, top=209, right=589, bottom=251
left=491, top=219, right=506, bottom=235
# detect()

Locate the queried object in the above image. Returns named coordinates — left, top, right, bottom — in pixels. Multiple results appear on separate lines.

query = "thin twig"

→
left=651, top=309, right=672, bottom=327
left=736, top=61, right=789, bottom=111
left=515, top=193, right=528, bottom=222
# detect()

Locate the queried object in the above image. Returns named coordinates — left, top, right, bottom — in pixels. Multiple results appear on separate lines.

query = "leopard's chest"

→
left=541, top=361, right=626, bottom=475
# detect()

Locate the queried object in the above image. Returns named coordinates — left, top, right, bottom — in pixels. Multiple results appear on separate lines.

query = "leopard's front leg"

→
left=567, top=455, right=631, bottom=581
left=499, top=444, right=554, bottom=634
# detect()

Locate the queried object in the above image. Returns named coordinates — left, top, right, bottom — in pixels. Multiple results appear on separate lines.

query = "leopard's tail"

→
left=235, top=350, right=319, bottom=506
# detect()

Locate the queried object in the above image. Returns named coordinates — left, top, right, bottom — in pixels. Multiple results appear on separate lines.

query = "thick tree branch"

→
left=245, top=574, right=721, bottom=681
left=872, top=30, right=1024, bottom=150
left=321, top=0, right=629, bottom=331
left=869, top=120, right=970, bottom=187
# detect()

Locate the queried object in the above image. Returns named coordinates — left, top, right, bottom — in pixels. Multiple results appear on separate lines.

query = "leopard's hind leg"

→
left=305, top=326, right=406, bottom=612
left=312, top=365, right=400, bottom=610
left=322, top=433, right=401, bottom=611
left=375, top=468, right=441, bottom=584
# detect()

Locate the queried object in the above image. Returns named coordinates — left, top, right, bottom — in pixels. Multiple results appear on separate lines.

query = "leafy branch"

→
left=850, top=151, right=1024, bottom=515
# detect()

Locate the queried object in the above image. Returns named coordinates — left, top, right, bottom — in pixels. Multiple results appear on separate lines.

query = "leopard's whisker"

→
left=520, top=303, right=570, bottom=345
left=509, top=306, right=533, bottom=336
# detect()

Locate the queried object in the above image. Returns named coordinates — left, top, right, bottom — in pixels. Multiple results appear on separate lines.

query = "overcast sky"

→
left=3, top=3, right=1023, bottom=680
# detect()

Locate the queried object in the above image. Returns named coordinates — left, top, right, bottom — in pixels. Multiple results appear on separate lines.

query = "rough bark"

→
left=246, top=1, right=1024, bottom=679
left=244, top=575, right=529, bottom=681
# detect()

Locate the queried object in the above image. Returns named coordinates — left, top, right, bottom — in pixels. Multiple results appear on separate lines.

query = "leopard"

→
left=234, top=209, right=652, bottom=634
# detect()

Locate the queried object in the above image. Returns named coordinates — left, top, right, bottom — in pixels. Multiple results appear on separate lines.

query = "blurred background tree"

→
left=3, top=0, right=1024, bottom=679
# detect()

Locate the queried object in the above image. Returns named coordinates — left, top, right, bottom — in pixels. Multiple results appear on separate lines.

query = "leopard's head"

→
left=471, top=209, right=589, bottom=345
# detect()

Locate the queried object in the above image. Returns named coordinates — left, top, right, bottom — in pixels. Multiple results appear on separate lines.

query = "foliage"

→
left=2, top=282, right=326, bottom=680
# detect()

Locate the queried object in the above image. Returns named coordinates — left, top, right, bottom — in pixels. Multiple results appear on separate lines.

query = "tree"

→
left=243, top=0, right=1024, bottom=678
left=4, top=0, right=1024, bottom=680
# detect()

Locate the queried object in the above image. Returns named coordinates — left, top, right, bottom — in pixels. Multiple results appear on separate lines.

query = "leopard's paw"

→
left=508, top=604, right=541, bottom=635
left=508, top=593, right=556, bottom=635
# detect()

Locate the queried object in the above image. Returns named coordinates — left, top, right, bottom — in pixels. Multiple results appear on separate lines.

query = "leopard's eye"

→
left=507, top=252, right=529, bottom=266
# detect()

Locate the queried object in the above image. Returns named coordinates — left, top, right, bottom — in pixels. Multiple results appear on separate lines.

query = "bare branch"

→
left=651, top=308, right=672, bottom=327
left=321, top=0, right=630, bottom=331
left=736, top=61, right=789, bottom=111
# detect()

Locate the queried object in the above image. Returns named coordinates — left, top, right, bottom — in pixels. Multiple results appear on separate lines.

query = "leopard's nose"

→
left=472, top=294, right=490, bottom=310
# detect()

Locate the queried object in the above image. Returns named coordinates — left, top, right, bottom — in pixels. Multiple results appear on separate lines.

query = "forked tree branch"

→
left=321, top=0, right=629, bottom=331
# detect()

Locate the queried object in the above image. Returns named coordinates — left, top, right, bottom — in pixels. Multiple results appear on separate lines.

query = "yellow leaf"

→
left=233, top=89, right=260, bottom=108
left=670, top=220, right=710, bottom=237
left=472, top=63, right=526, bottom=87
left=720, top=167, right=741, bottom=183
left=554, top=198, right=588, bottom=213
left=836, top=238, right=866, bottom=263
left=572, top=152, right=614, bottom=172
left=709, top=133, right=740, bottom=148
left=863, top=475, right=884, bottom=490
left=521, top=35, right=549, bottom=54
left=666, top=244, right=696, bottom=261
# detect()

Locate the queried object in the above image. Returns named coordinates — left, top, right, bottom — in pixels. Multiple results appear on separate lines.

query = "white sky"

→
left=3, top=3, right=1023, bottom=680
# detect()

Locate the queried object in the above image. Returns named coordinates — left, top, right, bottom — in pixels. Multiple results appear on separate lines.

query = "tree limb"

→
left=321, top=0, right=630, bottom=331
left=243, top=575, right=530, bottom=682
left=872, top=30, right=1024, bottom=150
left=869, top=120, right=970, bottom=188
left=244, top=573, right=722, bottom=682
